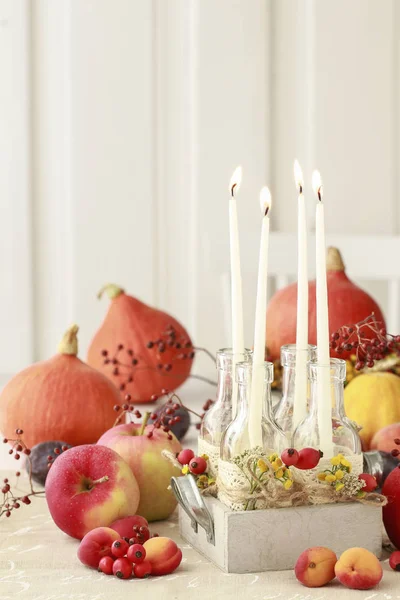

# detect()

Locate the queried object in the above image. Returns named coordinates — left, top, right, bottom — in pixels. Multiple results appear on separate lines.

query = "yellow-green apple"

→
left=45, top=444, right=140, bottom=539
left=97, top=422, right=181, bottom=521
left=294, top=547, right=337, bottom=587
left=77, top=527, right=120, bottom=568
left=335, top=547, right=383, bottom=590
left=143, top=537, right=182, bottom=575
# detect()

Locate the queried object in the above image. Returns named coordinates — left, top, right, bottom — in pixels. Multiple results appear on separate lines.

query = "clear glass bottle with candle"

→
left=221, top=361, right=287, bottom=460
left=292, top=358, right=362, bottom=470
left=274, top=344, right=317, bottom=437
left=198, top=348, right=251, bottom=474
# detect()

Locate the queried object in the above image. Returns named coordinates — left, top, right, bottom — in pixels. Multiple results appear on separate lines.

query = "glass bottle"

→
left=293, top=358, right=362, bottom=461
left=274, top=344, right=317, bottom=436
left=198, top=348, right=251, bottom=473
left=221, top=361, right=287, bottom=460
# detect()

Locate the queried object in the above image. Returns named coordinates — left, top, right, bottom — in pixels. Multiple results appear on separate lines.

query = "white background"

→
left=0, top=2, right=399, bottom=378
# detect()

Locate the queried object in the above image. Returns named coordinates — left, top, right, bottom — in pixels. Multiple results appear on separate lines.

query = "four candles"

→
left=228, top=164, right=332, bottom=454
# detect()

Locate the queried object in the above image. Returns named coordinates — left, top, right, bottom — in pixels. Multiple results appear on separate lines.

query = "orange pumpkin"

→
left=266, top=247, right=386, bottom=361
left=87, top=284, right=193, bottom=402
left=0, top=325, right=120, bottom=448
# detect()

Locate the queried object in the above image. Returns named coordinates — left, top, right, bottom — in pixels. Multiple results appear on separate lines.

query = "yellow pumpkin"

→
left=344, top=372, right=400, bottom=450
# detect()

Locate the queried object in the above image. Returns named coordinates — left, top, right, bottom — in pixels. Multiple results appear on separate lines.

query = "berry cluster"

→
left=1, top=429, right=45, bottom=517
left=99, top=538, right=151, bottom=579
left=281, top=447, right=323, bottom=470
left=176, top=448, right=215, bottom=489
left=101, top=326, right=216, bottom=393
left=330, top=313, right=400, bottom=370
left=112, top=391, right=214, bottom=438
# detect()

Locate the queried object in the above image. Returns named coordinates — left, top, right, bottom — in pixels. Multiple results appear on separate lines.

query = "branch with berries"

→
left=330, top=313, right=400, bottom=370
left=101, top=324, right=217, bottom=395
left=1, top=429, right=50, bottom=518
left=112, top=391, right=214, bottom=438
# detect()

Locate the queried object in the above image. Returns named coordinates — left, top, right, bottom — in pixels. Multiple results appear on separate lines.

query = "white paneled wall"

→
left=1, top=0, right=400, bottom=379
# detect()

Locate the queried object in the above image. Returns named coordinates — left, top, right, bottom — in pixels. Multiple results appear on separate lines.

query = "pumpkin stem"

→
left=327, top=247, right=345, bottom=272
left=57, top=324, right=79, bottom=356
left=97, top=283, right=125, bottom=300
left=138, top=412, right=151, bottom=436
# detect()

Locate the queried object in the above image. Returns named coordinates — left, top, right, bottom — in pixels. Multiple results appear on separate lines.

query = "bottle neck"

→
left=215, top=366, right=233, bottom=409
left=262, top=379, right=274, bottom=422
left=281, top=365, right=296, bottom=401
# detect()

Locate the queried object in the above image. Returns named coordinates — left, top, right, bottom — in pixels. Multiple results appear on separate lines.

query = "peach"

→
left=98, top=423, right=182, bottom=521
left=371, top=423, right=400, bottom=457
left=335, top=547, right=383, bottom=590
left=110, top=515, right=148, bottom=539
left=294, top=547, right=337, bottom=587
left=77, top=527, right=120, bottom=569
left=45, top=444, right=140, bottom=539
left=143, top=536, right=182, bottom=575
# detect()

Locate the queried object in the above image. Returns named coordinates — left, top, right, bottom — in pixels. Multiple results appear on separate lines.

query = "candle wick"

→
left=264, top=206, right=270, bottom=217
left=231, top=183, right=237, bottom=197
left=299, top=184, right=303, bottom=195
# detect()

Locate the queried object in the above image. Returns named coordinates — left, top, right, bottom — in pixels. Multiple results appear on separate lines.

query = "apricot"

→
left=143, top=536, right=182, bottom=576
left=294, top=547, right=337, bottom=587
left=335, top=547, right=383, bottom=590
left=370, top=423, right=400, bottom=457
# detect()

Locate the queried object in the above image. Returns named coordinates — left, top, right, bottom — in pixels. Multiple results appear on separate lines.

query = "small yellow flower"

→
left=335, top=470, right=345, bottom=480
left=357, top=491, right=366, bottom=499
left=269, top=453, right=278, bottom=463
left=341, top=458, right=351, bottom=468
left=335, top=483, right=345, bottom=492
left=283, top=479, right=293, bottom=490
left=286, top=469, right=293, bottom=479
left=182, top=465, right=189, bottom=475
left=337, top=453, right=344, bottom=460
left=325, top=474, right=336, bottom=483
left=275, top=458, right=283, bottom=468
left=207, top=477, right=216, bottom=486
left=317, top=473, right=327, bottom=481
left=201, top=454, right=209, bottom=461
left=330, top=456, right=341, bottom=466
left=275, top=468, right=284, bottom=479
left=257, top=459, right=268, bottom=473
left=198, top=475, right=208, bottom=483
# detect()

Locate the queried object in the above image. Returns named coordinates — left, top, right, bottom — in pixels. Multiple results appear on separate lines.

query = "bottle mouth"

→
left=235, top=360, right=274, bottom=385
left=280, top=344, right=318, bottom=367
left=308, top=358, right=346, bottom=382
left=216, top=348, right=253, bottom=370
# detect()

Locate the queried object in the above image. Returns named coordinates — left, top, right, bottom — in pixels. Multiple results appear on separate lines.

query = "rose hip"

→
left=113, top=557, right=133, bottom=579
left=281, top=448, right=299, bottom=467
left=358, top=473, right=378, bottom=492
left=98, top=556, right=114, bottom=575
left=127, top=544, right=146, bottom=564
left=188, top=456, right=207, bottom=475
left=133, top=559, right=152, bottom=578
left=389, top=550, right=400, bottom=571
left=295, top=448, right=323, bottom=470
left=111, top=539, right=129, bottom=558
left=177, top=449, right=195, bottom=465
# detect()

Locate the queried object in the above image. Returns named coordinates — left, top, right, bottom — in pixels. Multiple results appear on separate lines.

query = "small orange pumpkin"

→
left=0, top=325, right=120, bottom=448
left=87, top=284, right=193, bottom=402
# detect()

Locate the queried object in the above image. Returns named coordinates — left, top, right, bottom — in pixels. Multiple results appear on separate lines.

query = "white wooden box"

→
left=179, top=497, right=382, bottom=573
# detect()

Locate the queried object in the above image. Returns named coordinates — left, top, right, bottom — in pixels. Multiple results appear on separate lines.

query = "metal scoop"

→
left=171, top=475, right=215, bottom=545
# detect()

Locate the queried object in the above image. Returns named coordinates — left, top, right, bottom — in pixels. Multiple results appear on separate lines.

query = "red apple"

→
left=45, top=444, right=140, bottom=539
left=97, top=423, right=182, bottom=521
left=77, top=527, right=119, bottom=568
left=110, top=515, right=148, bottom=539
left=383, top=465, right=400, bottom=549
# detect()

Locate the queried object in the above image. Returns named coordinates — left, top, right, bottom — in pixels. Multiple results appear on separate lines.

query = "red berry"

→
left=389, top=550, right=400, bottom=571
left=295, top=448, right=323, bottom=470
left=111, top=539, right=129, bottom=558
left=127, top=544, right=146, bottom=564
left=281, top=448, right=299, bottom=467
left=358, top=473, right=378, bottom=492
left=113, top=557, right=133, bottom=579
left=98, top=556, right=114, bottom=575
left=189, top=456, right=207, bottom=475
left=133, top=559, right=152, bottom=578
left=177, top=449, right=195, bottom=465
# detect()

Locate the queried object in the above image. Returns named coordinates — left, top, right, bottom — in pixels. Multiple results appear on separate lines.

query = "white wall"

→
left=1, top=0, right=400, bottom=380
